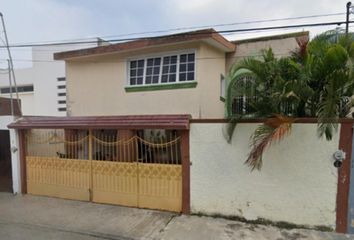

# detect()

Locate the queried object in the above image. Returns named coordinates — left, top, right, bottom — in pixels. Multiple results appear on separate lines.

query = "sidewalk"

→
left=0, top=192, right=352, bottom=240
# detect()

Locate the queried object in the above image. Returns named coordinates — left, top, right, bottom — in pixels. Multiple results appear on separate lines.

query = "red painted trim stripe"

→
left=336, top=123, right=352, bottom=233
left=8, top=115, right=191, bottom=130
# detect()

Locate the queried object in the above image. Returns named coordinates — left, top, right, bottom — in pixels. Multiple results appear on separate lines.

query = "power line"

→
left=0, top=52, right=304, bottom=64
left=6, top=12, right=345, bottom=46
left=0, top=28, right=307, bottom=52
left=98, top=12, right=345, bottom=39
left=0, top=20, right=350, bottom=49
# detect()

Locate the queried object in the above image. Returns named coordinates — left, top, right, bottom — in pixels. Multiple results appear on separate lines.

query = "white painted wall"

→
left=0, top=42, right=101, bottom=116
left=0, top=46, right=65, bottom=116
left=0, top=116, right=20, bottom=194
left=190, top=123, right=339, bottom=228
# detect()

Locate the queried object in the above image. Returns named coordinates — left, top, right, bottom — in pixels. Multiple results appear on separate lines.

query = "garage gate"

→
left=25, top=129, right=182, bottom=212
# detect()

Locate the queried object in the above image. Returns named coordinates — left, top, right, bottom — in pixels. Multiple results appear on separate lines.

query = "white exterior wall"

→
left=0, top=46, right=66, bottom=116
left=0, top=116, right=20, bottom=193
left=0, top=43, right=101, bottom=116
left=190, top=123, right=339, bottom=228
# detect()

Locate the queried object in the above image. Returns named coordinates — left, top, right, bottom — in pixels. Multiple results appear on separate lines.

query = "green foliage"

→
left=226, top=30, right=354, bottom=170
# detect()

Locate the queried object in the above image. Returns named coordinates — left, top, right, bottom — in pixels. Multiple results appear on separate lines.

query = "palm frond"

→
left=245, top=115, right=294, bottom=171
left=316, top=44, right=351, bottom=140
left=317, top=74, right=341, bottom=140
left=225, top=30, right=354, bottom=170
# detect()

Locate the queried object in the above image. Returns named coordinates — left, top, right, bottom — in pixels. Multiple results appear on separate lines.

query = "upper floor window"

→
left=128, top=52, right=195, bottom=86
left=0, top=85, right=34, bottom=94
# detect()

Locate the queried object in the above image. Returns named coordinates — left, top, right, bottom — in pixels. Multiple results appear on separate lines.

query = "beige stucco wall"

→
left=190, top=123, right=339, bottom=228
left=65, top=34, right=305, bottom=118
left=66, top=42, right=226, bottom=118
left=226, top=36, right=302, bottom=72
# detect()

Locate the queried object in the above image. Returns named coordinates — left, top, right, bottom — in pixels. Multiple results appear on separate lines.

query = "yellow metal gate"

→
left=25, top=129, right=182, bottom=212
left=92, top=161, right=138, bottom=207
left=26, top=156, right=91, bottom=201
left=138, top=163, right=182, bottom=212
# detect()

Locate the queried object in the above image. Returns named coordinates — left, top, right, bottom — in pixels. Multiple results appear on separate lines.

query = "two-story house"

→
left=53, top=29, right=308, bottom=118
left=10, top=29, right=327, bottom=228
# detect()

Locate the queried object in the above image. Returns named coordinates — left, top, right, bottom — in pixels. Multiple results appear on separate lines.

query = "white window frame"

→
left=126, top=49, right=197, bottom=86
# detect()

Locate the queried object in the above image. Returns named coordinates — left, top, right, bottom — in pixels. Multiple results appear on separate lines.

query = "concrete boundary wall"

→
left=190, top=123, right=340, bottom=228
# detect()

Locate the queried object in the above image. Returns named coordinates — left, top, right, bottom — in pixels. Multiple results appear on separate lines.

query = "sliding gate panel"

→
left=92, top=161, right=138, bottom=207
left=26, top=156, right=90, bottom=201
left=25, top=129, right=183, bottom=212
left=25, top=129, right=90, bottom=201
left=138, top=163, right=182, bottom=212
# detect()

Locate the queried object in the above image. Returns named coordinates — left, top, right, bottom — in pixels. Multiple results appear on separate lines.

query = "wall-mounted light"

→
left=333, top=150, right=346, bottom=168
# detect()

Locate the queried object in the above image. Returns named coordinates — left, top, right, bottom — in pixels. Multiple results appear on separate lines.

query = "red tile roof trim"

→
left=8, top=115, right=191, bottom=130
left=54, top=29, right=235, bottom=60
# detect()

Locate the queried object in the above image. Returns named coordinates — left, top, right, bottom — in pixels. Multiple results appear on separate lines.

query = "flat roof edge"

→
left=232, top=31, right=310, bottom=44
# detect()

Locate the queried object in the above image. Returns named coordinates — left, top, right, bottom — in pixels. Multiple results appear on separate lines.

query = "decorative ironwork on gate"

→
left=25, top=129, right=182, bottom=212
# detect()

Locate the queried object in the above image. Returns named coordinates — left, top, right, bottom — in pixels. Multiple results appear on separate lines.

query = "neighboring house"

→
left=12, top=29, right=354, bottom=233
left=0, top=39, right=108, bottom=116
left=53, top=29, right=308, bottom=118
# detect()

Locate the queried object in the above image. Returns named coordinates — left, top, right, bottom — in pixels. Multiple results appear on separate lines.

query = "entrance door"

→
left=0, top=130, right=12, bottom=192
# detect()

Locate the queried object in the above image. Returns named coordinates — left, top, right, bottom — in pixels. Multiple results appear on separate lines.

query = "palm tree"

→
left=304, top=32, right=354, bottom=140
left=226, top=30, right=354, bottom=170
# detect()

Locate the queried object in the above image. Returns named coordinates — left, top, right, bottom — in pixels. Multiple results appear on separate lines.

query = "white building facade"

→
left=0, top=40, right=105, bottom=116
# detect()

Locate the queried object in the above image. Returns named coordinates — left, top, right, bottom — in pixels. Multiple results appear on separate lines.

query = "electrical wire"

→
left=98, top=12, right=345, bottom=39
left=0, top=28, right=307, bottom=53
left=5, top=12, right=346, bottom=46
left=0, top=52, right=302, bottom=64
left=0, top=20, right=351, bottom=49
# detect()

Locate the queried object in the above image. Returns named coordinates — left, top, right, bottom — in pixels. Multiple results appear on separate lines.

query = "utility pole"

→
left=0, top=12, right=21, bottom=116
left=346, top=2, right=352, bottom=34
left=7, top=60, right=14, bottom=116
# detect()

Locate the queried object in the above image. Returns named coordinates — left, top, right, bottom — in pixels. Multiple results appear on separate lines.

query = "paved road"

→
left=0, top=192, right=353, bottom=240
left=0, top=192, right=174, bottom=240
left=0, top=221, right=129, bottom=240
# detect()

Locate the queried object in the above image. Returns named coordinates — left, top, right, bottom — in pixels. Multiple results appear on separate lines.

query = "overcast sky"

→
left=0, top=0, right=350, bottom=68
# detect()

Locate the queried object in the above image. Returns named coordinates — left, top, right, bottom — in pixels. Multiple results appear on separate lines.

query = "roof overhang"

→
left=54, top=29, right=236, bottom=60
left=8, top=115, right=191, bottom=130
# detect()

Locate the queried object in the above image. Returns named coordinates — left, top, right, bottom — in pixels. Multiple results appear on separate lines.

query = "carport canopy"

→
left=7, top=114, right=191, bottom=130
